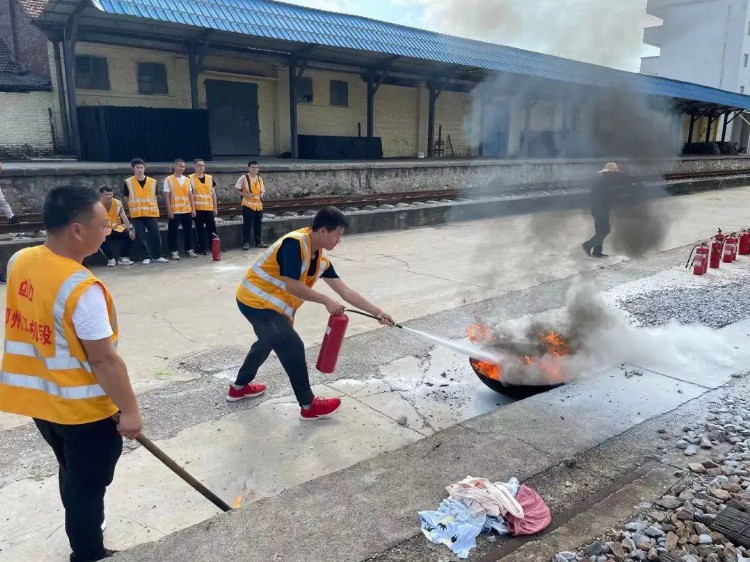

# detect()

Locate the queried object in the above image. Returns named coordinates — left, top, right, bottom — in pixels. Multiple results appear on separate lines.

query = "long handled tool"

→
left=113, top=416, right=232, bottom=512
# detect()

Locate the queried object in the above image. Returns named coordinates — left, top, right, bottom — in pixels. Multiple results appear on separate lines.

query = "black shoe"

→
left=581, top=243, right=592, bottom=257
left=202, top=249, right=209, bottom=256
left=70, top=549, right=118, bottom=562
left=242, top=243, right=250, bottom=251
left=256, top=242, right=268, bottom=248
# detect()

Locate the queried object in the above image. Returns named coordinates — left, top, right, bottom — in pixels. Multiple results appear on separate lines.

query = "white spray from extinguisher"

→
left=400, top=327, right=506, bottom=364
left=346, top=309, right=504, bottom=364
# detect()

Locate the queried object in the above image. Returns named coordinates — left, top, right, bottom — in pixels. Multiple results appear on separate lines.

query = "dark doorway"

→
left=482, top=99, right=511, bottom=158
left=205, top=80, right=260, bottom=156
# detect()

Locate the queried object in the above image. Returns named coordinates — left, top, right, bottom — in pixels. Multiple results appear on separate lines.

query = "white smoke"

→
left=410, top=0, right=660, bottom=71
left=482, top=280, right=736, bottom=385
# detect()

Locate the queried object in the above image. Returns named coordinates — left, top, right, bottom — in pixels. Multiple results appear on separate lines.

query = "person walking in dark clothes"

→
left=189, top=159, right=218, bottom=255
left=0, top=186, right=142, bottom=562
left=235, top=161, right=268, bottom=250
left=581, top=162, right=631, bottom=258
left=123, top=158, right=168, bottom=264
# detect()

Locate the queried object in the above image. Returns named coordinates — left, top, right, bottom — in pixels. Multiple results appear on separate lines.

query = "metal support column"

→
left=523, top=100, right=537, bottom=156
left=52, top=39, right=70, bottom=152
left=705, top=114, right=716, bottom=142
left=366, top=72, right=374, bottom=138
left=62, top=12, right=82, bottom=159
left=427, top=79, right=449, bottom=158
left=288, top=60, right=298, bottom=159
left=687, top=114, right=696, bottom=144
left=188, top=42, right=199, bottom=110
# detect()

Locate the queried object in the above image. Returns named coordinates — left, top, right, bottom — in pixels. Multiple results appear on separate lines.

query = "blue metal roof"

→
left=89, top=0, right=750, bottom=109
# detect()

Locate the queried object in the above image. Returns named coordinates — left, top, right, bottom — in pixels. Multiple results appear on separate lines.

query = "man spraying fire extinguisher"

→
left=230, top=207, right=395, bottom=420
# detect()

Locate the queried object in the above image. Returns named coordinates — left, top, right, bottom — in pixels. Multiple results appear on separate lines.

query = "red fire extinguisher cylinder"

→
left=739, top=230, right=750, bottom=256
left=693, top=246, right=709, bottom=275
left=723, top=234, right=737, bottom=263
left=316, top=314, right=350, bottom=374
left=212, top=235, right=221, bottom=262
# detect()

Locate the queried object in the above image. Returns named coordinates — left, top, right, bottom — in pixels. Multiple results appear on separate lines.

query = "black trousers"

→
left=168, top=213, right=193, bottom=252
left=33, top=417, right=123, bottom=562
left=100, top=230, right=133, bottom=260
left=584, top=215, right=611, bottom=256
left=132, top=217, right=162, bottom=259
left=242, top=207, right=263, bottom=246
left=193, top=210, right=217, bottom=253
left=235, top=301, right=314, bottom=406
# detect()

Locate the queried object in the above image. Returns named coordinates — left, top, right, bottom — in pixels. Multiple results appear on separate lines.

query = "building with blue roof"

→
left=8, top=0, right=750, bottom=161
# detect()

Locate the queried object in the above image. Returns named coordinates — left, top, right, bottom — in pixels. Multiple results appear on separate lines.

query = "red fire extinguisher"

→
left=316, top=313, right=350, bottom=374
left=710, top=230, right=724, bottom=269
left=211, top=234, right=221, bottom=262
left=723, top=233, right=737, bottom=263
left=739, top=229, right=750, bottom=256
left=686, top=244, right=709, bottom=275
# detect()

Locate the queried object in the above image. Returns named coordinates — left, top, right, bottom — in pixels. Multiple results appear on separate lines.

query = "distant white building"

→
left=641, top=0, right=750, bottom=148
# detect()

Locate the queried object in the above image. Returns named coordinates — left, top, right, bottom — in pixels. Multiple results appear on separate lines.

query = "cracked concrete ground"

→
left=1, top=187, right=750, bottom=561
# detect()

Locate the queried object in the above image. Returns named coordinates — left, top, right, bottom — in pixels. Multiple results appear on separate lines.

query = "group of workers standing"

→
left=100, top=158, right=268, bottom=267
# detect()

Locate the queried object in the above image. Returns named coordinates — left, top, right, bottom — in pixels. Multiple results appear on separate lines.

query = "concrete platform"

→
left=2, top=154, right=749, bottom=213
left=2, top=186, right=750, bottom=562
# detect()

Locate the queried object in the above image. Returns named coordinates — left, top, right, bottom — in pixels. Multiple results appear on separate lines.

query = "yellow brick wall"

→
left=297, top=70, right=367, bottom=137
left=375, top=84, right=421, bottom=157
left=435, top=90, right=473, bottom=157
left=74, top=43, right=191, bottom=108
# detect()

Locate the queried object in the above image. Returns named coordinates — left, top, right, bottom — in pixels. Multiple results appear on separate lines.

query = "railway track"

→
left=1, top=169, right=748, bottom=235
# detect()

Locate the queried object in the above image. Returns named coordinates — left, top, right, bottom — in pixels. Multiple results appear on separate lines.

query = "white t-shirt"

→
left=162, top=176, right=192, bottom=193
left=72, top=285, right=114, bottom=341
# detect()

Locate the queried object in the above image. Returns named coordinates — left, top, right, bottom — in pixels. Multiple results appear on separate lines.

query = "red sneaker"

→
left=300, top=397, right=342, bottom=420
left=226, top=383, right=267, bottom=402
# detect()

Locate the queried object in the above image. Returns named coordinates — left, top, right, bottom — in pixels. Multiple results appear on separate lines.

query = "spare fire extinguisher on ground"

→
left=212, top=234, right=221, bottom=262
left=739, top=229, right=750, bottom=256
left=723, top=233, right=738, bottom=263
left=686, top=244, right=709, bottom=276
left=710, top=230, right=724, bottom=269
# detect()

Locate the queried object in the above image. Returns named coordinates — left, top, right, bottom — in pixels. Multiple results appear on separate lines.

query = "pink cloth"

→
left=504, top=485, right=551, bottom=536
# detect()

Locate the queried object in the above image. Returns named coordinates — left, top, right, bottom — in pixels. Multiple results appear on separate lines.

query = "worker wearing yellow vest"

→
left=0, top=186, right=142, bottom=562
left=164, top=158, right=197, bottom=260
left=98, top=186, right=135, bottom=267
left=189, top=158, right=218, bottom=255
left=232, top=207, right=394, bottom=420
left=235, top=160, right=268, bottom=250
left=123, top=158, right=168, bottom=264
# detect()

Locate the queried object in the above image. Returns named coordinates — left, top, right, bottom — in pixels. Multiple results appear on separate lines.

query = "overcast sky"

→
left=284, top=0, right=661, bottom=72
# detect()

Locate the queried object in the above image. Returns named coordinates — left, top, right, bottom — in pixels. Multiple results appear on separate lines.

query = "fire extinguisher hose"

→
left=345, top=308, right=404, bottom=329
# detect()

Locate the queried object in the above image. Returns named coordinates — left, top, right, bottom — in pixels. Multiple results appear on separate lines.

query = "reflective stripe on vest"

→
left=190, top=174, right=214, bottom=211
left=126, top=177, right=159, bottom=218
left=236, top=228, right=329, bottom=321
left=105, top=199, right=125, bottom=235
left=168, top=175, right=192, bottom=214
left=0, top=371, right=107, bottom=400
left=241, top=175, right=263, bottom=211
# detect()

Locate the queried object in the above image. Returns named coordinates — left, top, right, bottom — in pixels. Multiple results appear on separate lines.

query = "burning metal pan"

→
left=469, top=357, right=563, bottom=399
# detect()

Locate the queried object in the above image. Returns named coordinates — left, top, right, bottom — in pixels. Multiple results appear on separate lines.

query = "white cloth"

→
left=72, top=285, right=113, bottom=341
left=0, top=185, right=14, bottom=219
left=446, top=477, right=525, bottom=519
left=162, top=176, right=191, bottom=193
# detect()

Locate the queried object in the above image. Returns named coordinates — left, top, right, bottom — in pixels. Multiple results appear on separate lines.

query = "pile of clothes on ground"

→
left=419, top=476, right=551, bottom=558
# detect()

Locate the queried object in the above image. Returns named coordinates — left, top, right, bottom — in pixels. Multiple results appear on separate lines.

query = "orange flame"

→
left=234, top=495, right=242, bottom=509
left=468, top=326, right=571, bottom=385
left=467, top=324, right=491, bottom=344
